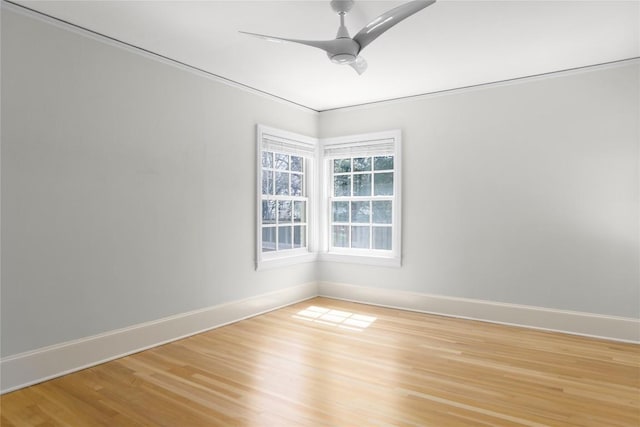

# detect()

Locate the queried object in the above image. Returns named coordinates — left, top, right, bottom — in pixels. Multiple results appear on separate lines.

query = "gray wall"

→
left=319, top=63, right=639, bottom=318
left=1, top=9, right=317, bottom=357
left=2, top=7, right=638, bottom=359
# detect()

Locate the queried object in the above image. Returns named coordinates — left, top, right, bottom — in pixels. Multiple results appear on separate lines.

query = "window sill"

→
left=256, top=252, right=318, bottom=271
left=317, top=252, right=401, bottom=268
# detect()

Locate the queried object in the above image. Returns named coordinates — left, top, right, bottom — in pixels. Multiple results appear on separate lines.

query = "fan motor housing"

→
left=327, top=38, right=360, bottom=64
left=330, top=53, right=356, bottom=64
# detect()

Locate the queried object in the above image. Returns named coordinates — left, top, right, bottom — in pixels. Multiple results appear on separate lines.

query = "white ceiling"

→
left=14, top=0, right=640, bottom=111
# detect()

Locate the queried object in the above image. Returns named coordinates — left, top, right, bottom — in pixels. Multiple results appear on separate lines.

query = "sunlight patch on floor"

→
left=293, top=306, right=377, bottom=331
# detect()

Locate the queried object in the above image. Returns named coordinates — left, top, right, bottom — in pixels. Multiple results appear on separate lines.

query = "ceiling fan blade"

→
left=353, top=0, right=435, bottom=52
left=349, top=56, right=368, bottom=75
left=239, top=31, right=338, bottom=54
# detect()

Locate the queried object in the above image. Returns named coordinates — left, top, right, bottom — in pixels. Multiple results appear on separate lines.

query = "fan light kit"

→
left=240, top=0, right=436, bottom=75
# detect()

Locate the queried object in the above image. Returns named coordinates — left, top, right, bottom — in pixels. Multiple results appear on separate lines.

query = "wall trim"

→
left=0, top=282, right=317, bottom=394
left=318, top=281, right=640, bottom=344
left=1, top=1, right=318, bottom=114
left=318, top=57, right=640, bottom=113
left=3, top=281, right=637, bottom=394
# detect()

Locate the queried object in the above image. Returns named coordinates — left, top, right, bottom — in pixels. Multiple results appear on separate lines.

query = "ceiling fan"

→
left=240, top=0, right=436, bottom=75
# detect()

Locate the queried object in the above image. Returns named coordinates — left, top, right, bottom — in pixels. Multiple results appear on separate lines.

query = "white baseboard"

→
left=0, top=282, right=317, bottom=394
left=318, top=282, right=640, bottom=343
left=3, top=281, right=637, bottom=394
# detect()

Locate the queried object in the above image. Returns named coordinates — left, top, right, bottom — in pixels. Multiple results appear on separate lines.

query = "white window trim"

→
left=256, top=126, right=401, bottom=270
left=319, top=129, right=402, bottom=267
left=256, top=125, right=319, bottom=270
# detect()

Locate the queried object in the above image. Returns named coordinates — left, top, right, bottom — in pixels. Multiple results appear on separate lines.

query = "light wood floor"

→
left=1, top=297, right=638, bottom=426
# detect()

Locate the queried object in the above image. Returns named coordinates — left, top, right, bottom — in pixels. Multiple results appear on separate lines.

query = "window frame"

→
left=319, top=130, right=402, bottom=267
left=256, top=125, right=318, bottom=270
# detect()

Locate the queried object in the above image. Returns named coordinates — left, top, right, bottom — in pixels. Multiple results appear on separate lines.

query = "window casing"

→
left=321, top=130, right=402, bottom=266
left=256, top=126, right=317, bottom=269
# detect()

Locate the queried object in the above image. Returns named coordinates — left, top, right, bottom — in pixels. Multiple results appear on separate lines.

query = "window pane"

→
left=374, top=172, right=394, bottom=196
left=351, top=226, right=370, bottom=249
left=293, top=201, right=306, bottom=223
left=334, top=175, right=351, bottom=197
left=294, top=225, right=306, bottom=248
left=351, top=201, right=370, bottom=223
left=262, top=170, right=273, bottom=195
left=262, top=200, right=276, bottom=224
left=275, top=153, right=289, bottom=170
left=262, top=227, right=276, bottom=252
left=332, top=225, right=349, bottom=247
left=291, top=156, right=303, bottom=172
left=374, top=156, right=394, bottom=170
left=334, top=158, right=351, bottom=173
left=372, top=200, right=392, bottom=224
left=276, top=172, right=289, bottom=195
left=278, top=200, right=291, bottom=222
left=278, top=226, right=292, bottom=250
left=353, top=173, right=372, bottom=196
left=353, top=157, right=371, bottom=172
left=332, top=201, right=349, bottom=222
left=291, top=173, right=303, bottom=196
left=262, top=151, right=273, bottom=168
left=373, top=227, right=392, bottom=250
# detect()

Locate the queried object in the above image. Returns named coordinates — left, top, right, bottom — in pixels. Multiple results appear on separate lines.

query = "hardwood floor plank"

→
left=2, top=297, right=638, bottom=426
